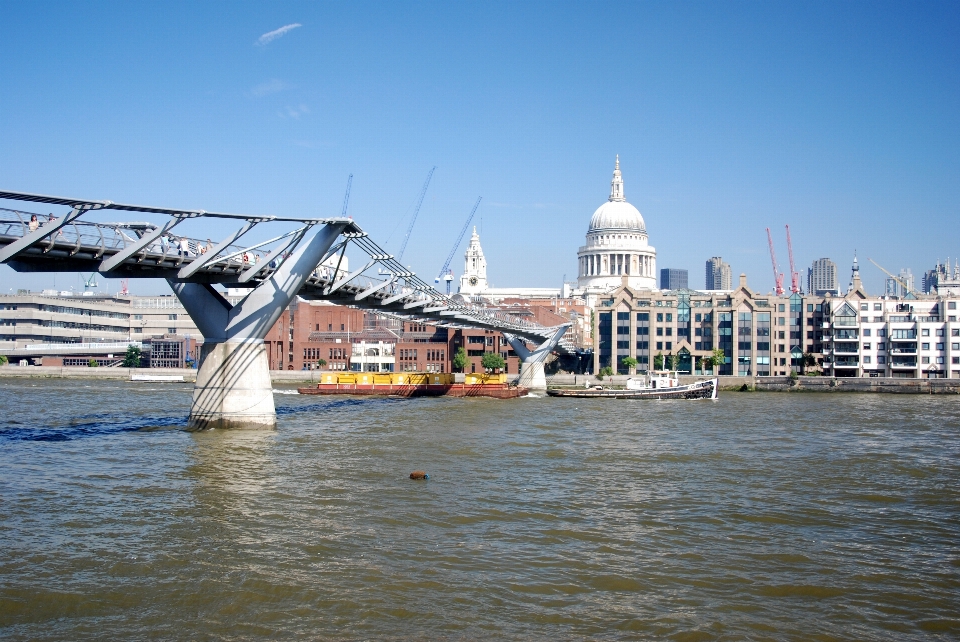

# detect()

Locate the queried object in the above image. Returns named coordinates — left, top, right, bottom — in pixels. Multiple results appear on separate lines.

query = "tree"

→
left=122, top=345, right=142, bottom=368
left=597, top=365, right=614, bottom=380
left=710, top=348, right=725, bottom=374
left=88, top=358, right=99, bottom=368
left=317, top=358, right=327, bottom=368
left=481, top=352, right=505, bottom=372
left=802, top=352, right=817, bottom=374
left=620, top=356, right=638, bottom=372
left=668, top=353, right=679, bottom=371
left=653, top=352, right=664, bottom=370
left=695, top=357, right=702, bottom=373
left=452, top=346, right=468, bottom=372
left=0, top=354, right=7, bottom=366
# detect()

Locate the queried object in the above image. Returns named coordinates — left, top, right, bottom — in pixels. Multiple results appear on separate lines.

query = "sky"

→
left=1, top=1, right=958, bottom=296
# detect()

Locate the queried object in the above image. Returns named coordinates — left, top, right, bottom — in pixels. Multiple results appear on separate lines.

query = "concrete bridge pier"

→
left=503, top=326, right=569, bottom=392
left=170, top=222, right=347, bottom=430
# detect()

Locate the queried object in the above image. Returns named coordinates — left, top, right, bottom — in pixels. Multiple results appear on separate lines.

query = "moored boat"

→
left=297, top=371, right=528, bottom=398
left=547, top=371, right=718, bottom=399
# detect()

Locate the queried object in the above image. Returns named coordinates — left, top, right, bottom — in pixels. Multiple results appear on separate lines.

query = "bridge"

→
left=0, top=190, right=569, bottom=429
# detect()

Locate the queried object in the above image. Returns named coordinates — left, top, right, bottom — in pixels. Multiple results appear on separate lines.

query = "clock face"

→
left=469, top=276, right=478, bottom=285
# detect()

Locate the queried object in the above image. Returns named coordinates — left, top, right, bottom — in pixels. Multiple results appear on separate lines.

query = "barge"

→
left=297, top=372, right=528, bottom=398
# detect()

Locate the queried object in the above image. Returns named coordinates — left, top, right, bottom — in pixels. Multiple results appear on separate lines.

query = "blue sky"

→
left=1, top=1, right=958, bottom=296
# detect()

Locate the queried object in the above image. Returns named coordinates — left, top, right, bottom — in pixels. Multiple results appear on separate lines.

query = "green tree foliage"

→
left=710, top=348, right=725, bottom=372
left=88, top=358, right=99, bottom=368
left=620, top=356, right=638, bottom=370
left=481, top=352, right=505, bottom=371
left=653, top=352, right=664, bottom=370
left=597, top=365, right=614, bottom=380
left=668, top=354, right=679, bottom=370
left=452, top=347, right=468, bottom=372
left=122, top=345, right=142, bottom=368
left=0, top=354, right=8, bottom=366
left=317, top=358, right=327, bottom=367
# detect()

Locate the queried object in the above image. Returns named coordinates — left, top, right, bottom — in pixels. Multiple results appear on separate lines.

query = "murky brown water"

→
left=1, top=379, right=959, bottom=640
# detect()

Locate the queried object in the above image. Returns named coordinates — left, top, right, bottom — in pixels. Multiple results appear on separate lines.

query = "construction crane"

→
left=766, top=228, right=785, bottom=296
left=435, top=196, right=482, bottom=295
left=396, top=166, right=436, bottom=263
left=341, top=174, right=353, bottom=217
left=79, top=273, right=98, bottom=292
left=785, top=224, right=801, bottom=293
left=868, top=258, right=922, bottom=298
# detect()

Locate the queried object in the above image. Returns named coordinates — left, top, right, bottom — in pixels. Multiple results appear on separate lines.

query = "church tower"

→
left=459, top=227, right=488, bottom=295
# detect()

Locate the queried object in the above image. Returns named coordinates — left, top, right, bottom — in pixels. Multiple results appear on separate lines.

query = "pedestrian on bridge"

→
left=28, top=214, right=39, bottom=232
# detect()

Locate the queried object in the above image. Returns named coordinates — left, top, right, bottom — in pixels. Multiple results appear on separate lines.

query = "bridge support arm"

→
left=503, top=325, right=569, bottom=391
left=168, top=222, right=347, bottom=430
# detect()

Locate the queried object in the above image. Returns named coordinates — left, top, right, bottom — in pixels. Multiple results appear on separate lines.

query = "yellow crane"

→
left=868, top=258, right=921, bottom=298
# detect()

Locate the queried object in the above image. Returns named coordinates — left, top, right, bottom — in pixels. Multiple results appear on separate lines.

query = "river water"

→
left=0, top=379, right=958, bottom=640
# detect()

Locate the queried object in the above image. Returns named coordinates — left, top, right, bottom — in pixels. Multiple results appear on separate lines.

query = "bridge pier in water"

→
left=503, top=326, right=569, bottom=391
left=170, top=223, right=347, bottom=430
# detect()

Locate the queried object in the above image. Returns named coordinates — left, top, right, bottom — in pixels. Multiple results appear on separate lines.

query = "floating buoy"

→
left=410, top=471, right=429, bottom=480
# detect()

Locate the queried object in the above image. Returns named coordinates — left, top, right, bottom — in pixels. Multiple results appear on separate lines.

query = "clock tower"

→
left=458, top=227, right=488, bottom=295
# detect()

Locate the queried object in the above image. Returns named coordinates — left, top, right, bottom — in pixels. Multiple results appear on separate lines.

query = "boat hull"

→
left=547, top=378, right=718, bottom=400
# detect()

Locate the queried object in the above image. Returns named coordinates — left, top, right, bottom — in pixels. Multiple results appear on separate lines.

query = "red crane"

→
left=766, top=227, right=785, bottom=296
left=785, top=224, right=800, bottom=293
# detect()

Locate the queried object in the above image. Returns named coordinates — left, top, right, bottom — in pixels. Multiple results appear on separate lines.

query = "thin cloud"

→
left=279, top=104, right=310, bottom=119
left=250, top=78, right=288, bottom=97
left=257, top=23, right=302, bottom=46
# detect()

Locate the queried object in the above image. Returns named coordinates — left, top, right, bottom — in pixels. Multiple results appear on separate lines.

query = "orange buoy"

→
left=409, top=471, right=429, bottom=480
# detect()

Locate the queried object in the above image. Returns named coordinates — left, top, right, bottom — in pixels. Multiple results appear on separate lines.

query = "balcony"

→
left=833, top=356, right=860, bottom=367
left=821, top=322, right=831, bottom=329
left=891, top=359, right=917, bottom=368
left=889, top=348, right=917, bottom=355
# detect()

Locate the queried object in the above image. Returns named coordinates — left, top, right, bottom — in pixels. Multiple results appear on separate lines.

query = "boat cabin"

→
left=626, top=370, right=680, bottom=390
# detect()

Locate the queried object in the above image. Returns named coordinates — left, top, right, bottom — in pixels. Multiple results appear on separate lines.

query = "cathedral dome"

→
left=589, top=200, right=646, bottom=233
left=587, top=155, right=646, bottom=233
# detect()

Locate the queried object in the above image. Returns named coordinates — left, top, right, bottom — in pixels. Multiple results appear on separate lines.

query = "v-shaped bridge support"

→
left=502, top=325, right=569, bottom=391
left=169, top=222, right=347, bottom=430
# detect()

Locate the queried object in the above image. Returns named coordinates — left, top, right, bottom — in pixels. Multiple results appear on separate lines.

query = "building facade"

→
left=705, top=257, right=732, bottom=291
left=458, top=227, right=489, bottom=295
left=659, top=268, right=688, bottom=291
left=807, top=258, right=838, bottom=295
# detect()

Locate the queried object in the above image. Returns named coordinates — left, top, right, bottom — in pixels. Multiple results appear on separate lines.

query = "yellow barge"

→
left=297, top=372, right=528, bottom=398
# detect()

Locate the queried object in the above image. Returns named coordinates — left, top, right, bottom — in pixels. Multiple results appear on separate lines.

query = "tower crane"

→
left=397, top=166, right=436, bottom=263
left=766, top=228, right=785, bottom=296
left=868, top=258, right=922, bottom=298
left=341, top=174, right=353, bottom=217
left=79, top=272, right=98, bottom=292
left=785, top=224, right=801, bottom=293
left=435, top=196, right=482, bottom=295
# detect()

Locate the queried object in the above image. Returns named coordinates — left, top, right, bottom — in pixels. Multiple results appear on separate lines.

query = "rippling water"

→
left=1, top=379, right=959, bottom=640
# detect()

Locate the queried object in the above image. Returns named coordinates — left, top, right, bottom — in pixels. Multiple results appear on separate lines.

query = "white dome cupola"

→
left=577, top=156, right=657, bottom=293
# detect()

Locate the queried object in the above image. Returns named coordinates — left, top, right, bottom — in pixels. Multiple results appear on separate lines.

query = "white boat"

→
left=547, top=371, right=718, bottom=399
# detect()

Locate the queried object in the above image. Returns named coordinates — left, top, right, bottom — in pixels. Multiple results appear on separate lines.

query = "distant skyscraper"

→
left=898, top=268, right=915, bottom=297
left=807, top=258, right=838, bottom=295
left=705, top=257, right=732, bottom=290
left=659, top=268, right=688, bottom=290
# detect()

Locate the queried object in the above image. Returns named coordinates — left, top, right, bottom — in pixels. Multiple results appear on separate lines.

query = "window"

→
left=167, top=327, right=177, bottom=334
left=936, top=356, right=945, bottom=364
left=863, top=343, right=871, bottom=350
left=656, top=313, right=663, bottom=322
left=695, top=328, right=702, bottom=336
left=922, top=357, right=930, bottom=364
left=954, top=329, right=960, bottom=337
left=954, top=357, right=960, bottom=365
left=636, top=312, right=649, bottom=321
left=666, top=342, right=672, bottom=350
left=936, top=343, right=944, bottom=350
left=666, top=313, right=673, bottom=322
left=936, top=329, right=945, bottom=337
left=922, top=343, right=930, bottom=350
left=864, top=329, right=871, bottom=337
left=656, top=327, right=663, bottom=336
left=878, top=343, right=885, bottom=350
left=636, top=326, right=649, bottom=335
left=617, top=341, right=629, bottom=349
left=878, top=355, right=885, bottom=364
left=922, top=329, right=930, bottom=337
left=695, top=313, right=702, bottom=322
left=778, top=331, right=785, bottom=339
left=860, top=303, right=869, bottom=311
left=949, top=302, right=957, bottom=310
left=807, top=304, right=814, bottom=312
left=636, top=341, right=648, bottom=350
left=666, top=328, right=673, bottom=336
left=778, top=304, right=785, bottom=312
left=953, top=343, right=960, bottom=350
left=656, top=342, right=662, bottom=350
left=864, top=356, right=872, bottom=364
left=874, top=317, right=883, bottom=322
left=168, top=314, right=177, bottom=320
left=878, top=329, right=887, bottom=337
left=778, top=317, right=785, bottom=326
left=617, top=312, right=629, bottom=321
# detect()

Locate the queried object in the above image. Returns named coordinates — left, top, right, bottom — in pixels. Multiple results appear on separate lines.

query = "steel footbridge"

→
left=0, top=190, right=569, bottom=429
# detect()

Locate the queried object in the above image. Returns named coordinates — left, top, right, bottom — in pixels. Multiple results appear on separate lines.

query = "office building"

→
left=807, top=258, right=838, bottom=295
left=705, top=257, right=732, bottom=291
left=659, top=268, right=688, bottom=291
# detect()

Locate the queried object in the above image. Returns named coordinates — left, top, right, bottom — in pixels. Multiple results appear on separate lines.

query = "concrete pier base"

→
left=188, top=341, right=275, bottom=430
left=516, top=361, right=547, bottom=391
